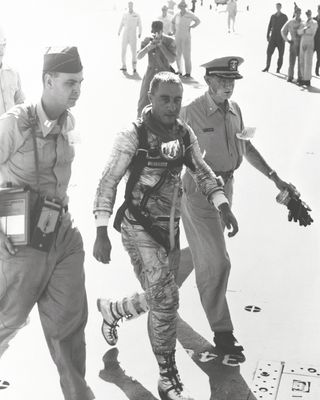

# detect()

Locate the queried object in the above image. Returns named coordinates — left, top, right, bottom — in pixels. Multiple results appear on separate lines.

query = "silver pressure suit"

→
left=94, top=110, right=227, bottom=355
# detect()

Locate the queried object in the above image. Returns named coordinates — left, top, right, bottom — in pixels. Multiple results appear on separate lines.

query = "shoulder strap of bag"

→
left=27, top=106, right=41, bottom=194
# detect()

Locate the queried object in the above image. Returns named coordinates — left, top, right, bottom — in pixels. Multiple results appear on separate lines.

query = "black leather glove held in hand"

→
left=286, top=197, right=313, bottom=227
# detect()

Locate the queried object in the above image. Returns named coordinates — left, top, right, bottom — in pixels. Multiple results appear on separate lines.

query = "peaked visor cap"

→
left=201, top=56, right=244, bottom=79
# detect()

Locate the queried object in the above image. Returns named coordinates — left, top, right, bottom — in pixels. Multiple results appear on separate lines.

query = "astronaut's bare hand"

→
left=93, top=227, right=112, bottom=264
left=219, top=203, right=239, bottom=237
left=0, top=231, right=18, bottom=259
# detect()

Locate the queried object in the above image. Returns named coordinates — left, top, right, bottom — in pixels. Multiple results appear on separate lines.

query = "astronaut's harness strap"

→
left=113, top=121, right=192, bottom=252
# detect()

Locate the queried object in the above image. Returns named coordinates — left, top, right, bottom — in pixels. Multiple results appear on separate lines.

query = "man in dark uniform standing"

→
left=262, top=3, right=288, bottom=73
left=314, top=5, right=320, bottom=76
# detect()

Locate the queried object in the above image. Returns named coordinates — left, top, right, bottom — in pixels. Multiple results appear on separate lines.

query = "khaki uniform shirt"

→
left=0, top=102, right=76, bottom=206
left=180, top=92, right=246, bottom=172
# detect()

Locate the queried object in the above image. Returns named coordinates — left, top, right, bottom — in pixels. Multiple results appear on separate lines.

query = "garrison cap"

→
left=201, top=56, right=244, bottom=79
left=43, top=46, right=83, bottom=74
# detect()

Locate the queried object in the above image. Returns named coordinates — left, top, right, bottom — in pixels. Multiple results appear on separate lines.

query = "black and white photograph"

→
left=0, top=0, right=319, bottom=399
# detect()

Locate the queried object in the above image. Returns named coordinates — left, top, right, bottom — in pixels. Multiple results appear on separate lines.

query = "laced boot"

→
left=157, top=351, right=195, bottom=400
left=214, top=331, right=246, bottom=363
left=97, top=293, right=148, bottom=346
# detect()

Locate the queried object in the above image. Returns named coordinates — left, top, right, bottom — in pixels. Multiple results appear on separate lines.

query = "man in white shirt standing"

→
left=172, top=1, right=200, bottom=78
left=158, top=5, right=174, bottom=35
left=118, top=1, right=142, bottom=74
left=281, top=7, right=302, bottom=83
left=0, top=28, right=25, bottom=116
left=297, top=9, right=318, bottom=86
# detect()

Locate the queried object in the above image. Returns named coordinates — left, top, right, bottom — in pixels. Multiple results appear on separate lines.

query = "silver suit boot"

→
left=157, top=352, right=195, bottom=400
left=97, top=293, right=148, bottom=345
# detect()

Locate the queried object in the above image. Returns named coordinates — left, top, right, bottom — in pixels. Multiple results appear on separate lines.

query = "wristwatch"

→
left=268, top=170, right=277, bottom=178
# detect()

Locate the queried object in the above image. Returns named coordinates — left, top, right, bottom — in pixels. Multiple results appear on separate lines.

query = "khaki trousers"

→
left=0, top=214, right=94, bottom=400
left=181, top=172, right=234, bottom=332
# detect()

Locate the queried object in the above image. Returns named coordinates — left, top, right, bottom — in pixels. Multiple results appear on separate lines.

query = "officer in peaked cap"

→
left=197, top=56, right=244, bottom=106
left=0, top=46, right=94, bottom=400
left=177, top=55, right=296, bottom=364
left=201, top=56, right=244, bottom=79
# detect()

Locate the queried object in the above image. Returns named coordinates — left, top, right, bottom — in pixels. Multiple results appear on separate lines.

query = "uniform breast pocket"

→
left=197, top=129, right=218, bottom=156
left=29, top=137, right=57, bottom=168
left=16, top=137, right=46, bottom=169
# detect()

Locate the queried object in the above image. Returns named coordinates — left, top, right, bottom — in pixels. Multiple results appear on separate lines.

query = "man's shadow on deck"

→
left=99, top=347, right=158, bottom=400
left=268, top=72, right=320, bottom=93
left=99, top=316, right=257, bottom=400
left=176, top=316, right=257, bottom=400
left=99, top=250, right=257, bottom=399
left=99, top=316, right=256, bottom=400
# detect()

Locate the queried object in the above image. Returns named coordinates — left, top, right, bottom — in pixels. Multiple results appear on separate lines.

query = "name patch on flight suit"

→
left=202, top=127, right=214, bottom=133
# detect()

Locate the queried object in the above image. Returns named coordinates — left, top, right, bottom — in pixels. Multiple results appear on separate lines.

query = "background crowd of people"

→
left=261, top=2, right=320, bottom=86
left=118, top=0, right=320, bottom=90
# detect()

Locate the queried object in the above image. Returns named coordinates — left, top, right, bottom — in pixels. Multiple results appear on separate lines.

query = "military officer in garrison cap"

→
left=0, top=47, right=94, bottom=400
left=178, top=56, right=296, bottom=363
